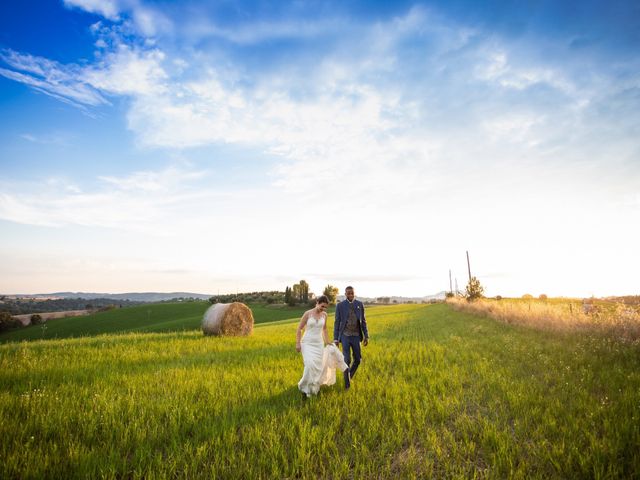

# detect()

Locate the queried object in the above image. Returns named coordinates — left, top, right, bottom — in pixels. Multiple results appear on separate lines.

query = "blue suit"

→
left=334, top=299, right=369, bottom=342
left=334, top=299, right=369, bottom=378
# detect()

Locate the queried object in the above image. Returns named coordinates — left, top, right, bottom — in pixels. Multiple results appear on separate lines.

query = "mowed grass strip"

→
left=0, top=302, right=314, bottom=343
left=1, top=304, right=638, bottom=478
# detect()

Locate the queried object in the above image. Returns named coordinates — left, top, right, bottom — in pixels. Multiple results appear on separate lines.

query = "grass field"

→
left=0, top=302, right=315, bottom=343
left=1, top=303, right=639, bottom=478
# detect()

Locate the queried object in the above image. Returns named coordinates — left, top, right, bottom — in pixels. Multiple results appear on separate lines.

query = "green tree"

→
left=299, top=280, right=310, bottom=303
left=291, top=283, right=301, bottom=304
left=284, top=286, right=292, bottom=305
left=323, top=285, right=339, bottom=305
left=465, top=276, right=484, bottom=302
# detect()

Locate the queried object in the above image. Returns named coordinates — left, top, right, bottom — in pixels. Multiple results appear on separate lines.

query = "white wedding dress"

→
left=298, top=314, right=349, bottom=397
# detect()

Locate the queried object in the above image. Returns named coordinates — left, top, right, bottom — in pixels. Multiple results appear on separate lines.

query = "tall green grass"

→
left=1, top=304, right=638, bottom=478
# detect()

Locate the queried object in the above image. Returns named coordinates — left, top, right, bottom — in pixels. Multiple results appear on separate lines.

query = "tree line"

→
left=209, top=291, right=285, bottom=305
left=208, top=283, right=340, bottom=307
left=0, top=297, right=143, bottom=315
left=284, top=281, right=339, bottom=307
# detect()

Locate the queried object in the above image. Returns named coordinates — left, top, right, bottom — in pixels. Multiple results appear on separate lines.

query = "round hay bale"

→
left=202, top=302, right=254, bottom=336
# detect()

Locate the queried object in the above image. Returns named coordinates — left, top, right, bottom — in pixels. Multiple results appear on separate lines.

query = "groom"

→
left=333, top=286, right=369, bottom=390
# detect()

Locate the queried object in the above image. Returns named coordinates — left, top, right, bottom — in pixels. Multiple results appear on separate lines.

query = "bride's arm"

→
left=322, top=314, right=329, bottom=345
left=295, top=312, right=308, bottom=352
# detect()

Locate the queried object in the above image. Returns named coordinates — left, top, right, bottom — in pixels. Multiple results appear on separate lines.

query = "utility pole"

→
left=449, top=269, right=453, bottom=294
left=466, top=250, right=472, bottom=282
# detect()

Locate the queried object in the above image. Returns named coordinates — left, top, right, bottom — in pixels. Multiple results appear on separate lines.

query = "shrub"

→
left=0, top=312, right=21, bottom=332
left=465, top=276, right=485, bottom=302
left=286, top=296, right=297, bottom=307
left=30, top=314, right=44, bottom=325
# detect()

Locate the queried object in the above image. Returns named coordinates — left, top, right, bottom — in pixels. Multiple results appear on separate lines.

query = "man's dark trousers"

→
left=341, top=335, right=361, bottom=378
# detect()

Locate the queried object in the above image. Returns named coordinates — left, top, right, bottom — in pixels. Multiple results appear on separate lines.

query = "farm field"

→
left=0, top=302, right=315, bottom=343
left=1, top=303, right=639, bottom=478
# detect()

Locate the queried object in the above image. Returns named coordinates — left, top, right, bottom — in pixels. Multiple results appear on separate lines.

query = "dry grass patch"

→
left=447, top=297, right=640, bottom=344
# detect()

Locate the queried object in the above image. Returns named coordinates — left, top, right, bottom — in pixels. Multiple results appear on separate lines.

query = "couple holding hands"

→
left=295, top=286, right=369, bottom=398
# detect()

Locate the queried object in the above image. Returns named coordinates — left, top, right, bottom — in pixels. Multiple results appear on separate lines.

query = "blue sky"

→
left=1, top=0, right=639, bottom=298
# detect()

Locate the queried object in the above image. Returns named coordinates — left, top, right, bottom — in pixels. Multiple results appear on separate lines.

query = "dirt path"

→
left=12, top=310, right=90, bottom=326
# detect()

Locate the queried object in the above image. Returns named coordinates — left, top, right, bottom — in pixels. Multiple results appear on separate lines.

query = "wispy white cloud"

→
left=0, top=166, right=217, bottom=233
left=63, top=0, right=121, bottom=21
left=20, top=132, right=74, bottom=147
left=0, top=42, right=167, bottom=109
left=97, top=165, right=206, bottom=192
left=474, top=49, right=577, bottom=96
left=130, top=4, right=173, bottom=37
left=183, top=16, right=346, bottom=45
left=64, top=0, right=172, bottom=36
left=83, top=46, right=168, bottom=96
left=0, top=51, right=108, bottom=107
left=481, top=113, right=545, bottom=146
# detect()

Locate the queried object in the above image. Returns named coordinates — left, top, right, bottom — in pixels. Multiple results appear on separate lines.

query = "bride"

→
left=296, top=295, right=348, bottom=398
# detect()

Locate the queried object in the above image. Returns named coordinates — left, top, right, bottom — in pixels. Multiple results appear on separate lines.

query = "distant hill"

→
left=4, top=290, right=449, bottom=307
left=6, top=292, right=213, bottom=302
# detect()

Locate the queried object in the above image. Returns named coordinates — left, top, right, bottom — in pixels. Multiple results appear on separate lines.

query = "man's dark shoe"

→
left=343, top=370, right=351, bottom=390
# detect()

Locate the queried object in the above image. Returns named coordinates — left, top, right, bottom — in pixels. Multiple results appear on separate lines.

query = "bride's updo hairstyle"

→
left=316, top=295, right=329, bottom=305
